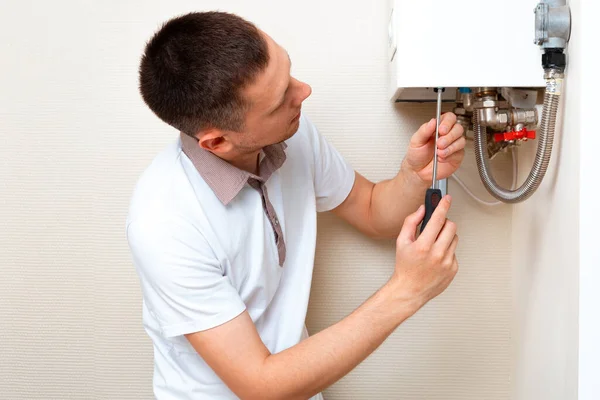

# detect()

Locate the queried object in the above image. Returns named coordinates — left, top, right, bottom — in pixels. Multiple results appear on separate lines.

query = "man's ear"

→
left=198, top=129, right=233, bottom=154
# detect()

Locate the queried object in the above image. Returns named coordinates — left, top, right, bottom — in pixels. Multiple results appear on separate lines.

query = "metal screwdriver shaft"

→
left=420, top=87, right=445, bottom=233
left=432, top=87, right=443, bottom=189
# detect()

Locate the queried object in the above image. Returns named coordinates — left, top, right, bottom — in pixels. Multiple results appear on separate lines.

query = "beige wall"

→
left=2, top=0, right=578, bottom=399
left=512, top=0, right=580, bottom=399
left=579, top=2, right=600, bottom=399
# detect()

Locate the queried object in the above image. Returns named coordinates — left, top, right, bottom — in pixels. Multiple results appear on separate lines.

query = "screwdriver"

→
left=420, top=87, right=445, bottom=233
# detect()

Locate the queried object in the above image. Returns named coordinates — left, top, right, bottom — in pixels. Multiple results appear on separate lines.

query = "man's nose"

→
left=293, top=80, right=312, bottom=106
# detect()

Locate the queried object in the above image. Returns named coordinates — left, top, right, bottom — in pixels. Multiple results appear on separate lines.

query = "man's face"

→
left=227, top=31, right=312, bottom=153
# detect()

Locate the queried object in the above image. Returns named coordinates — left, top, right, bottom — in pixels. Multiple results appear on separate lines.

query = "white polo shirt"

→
left=126, top=114, right=355, bottom=399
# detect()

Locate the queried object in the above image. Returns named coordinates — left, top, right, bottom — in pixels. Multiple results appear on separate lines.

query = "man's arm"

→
left=332, top=113, right=465, bottom=239
left=187, top=282, right=411, bottom=400
left=186, top=198, right=458, bottom=400
left=331, top=167, right=428, bottom=239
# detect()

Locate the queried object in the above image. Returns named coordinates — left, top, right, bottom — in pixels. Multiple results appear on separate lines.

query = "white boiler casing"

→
left=389, top=0, right=546, bottom=102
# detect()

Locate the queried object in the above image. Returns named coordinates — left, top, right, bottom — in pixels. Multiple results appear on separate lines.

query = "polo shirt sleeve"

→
left=304, top=117, right=356, bottom=212
left=126, top=217, right=246, bottom=338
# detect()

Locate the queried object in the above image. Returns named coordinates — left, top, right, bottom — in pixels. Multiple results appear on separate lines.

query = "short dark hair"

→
left=138, top=11, right=269, bottom=136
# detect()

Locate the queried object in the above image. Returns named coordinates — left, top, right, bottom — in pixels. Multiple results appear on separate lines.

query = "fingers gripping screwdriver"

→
left=420, top=87, right=445, bottom=233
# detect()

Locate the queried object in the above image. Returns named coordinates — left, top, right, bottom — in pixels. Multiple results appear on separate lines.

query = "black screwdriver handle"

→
left=420, top=188, right=443, bottom=233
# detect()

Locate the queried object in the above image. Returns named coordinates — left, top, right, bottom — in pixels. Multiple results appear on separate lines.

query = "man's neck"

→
left=226, top=151, right=261, bottom=175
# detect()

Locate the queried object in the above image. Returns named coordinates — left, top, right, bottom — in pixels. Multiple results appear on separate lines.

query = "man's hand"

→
left=403, top=112, right=466, bottom=185
left=388, top=195, right=459, bottom=309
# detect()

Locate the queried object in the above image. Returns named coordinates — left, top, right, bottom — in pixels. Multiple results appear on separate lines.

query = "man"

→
left=127, top=11, right=465, bottom=400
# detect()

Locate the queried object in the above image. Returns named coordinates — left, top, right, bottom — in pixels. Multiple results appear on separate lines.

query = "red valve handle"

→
left=494, top=128, right=536, bottom=142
